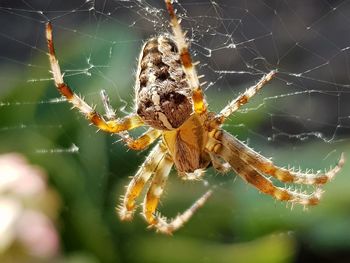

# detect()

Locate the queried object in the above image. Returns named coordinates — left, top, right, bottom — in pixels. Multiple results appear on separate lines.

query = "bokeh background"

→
left=0, top=0, right=350, bottom=262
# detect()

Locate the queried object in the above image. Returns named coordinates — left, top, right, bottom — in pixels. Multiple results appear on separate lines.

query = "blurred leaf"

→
left=133, top=234, right=295, bottom=263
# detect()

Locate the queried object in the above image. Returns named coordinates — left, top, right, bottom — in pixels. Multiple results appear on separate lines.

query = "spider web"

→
left=0, top=1, right=349, bottom=184
left=2, top=2, right=350, bottom=262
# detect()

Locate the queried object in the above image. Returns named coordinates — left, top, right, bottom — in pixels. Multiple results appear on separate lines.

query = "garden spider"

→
left=46, top=0, right=345, bottom=234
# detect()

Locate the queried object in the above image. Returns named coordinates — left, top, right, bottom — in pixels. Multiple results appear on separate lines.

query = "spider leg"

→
left=143, top=154, right=212, bottom=234
left=143, top=154, right=173, bottom=225
left=151, top=189, right=212, bottom=234
left=210, top=129, right=345, bottom=185
left=100, top=90, right=161, bottom=150
left=211, top=70, right=276, bottom=126
left=178, top=169, right=206, bottom=181
left=100, top=89, right=118, bottom=121
left=209, top=153, right=231, bottom=174
left=122, top=128, right=161, bottom=150
left=207, top=137, right=325, bottom=206
left=45, top=22, right=143, bottom=133
left=164, top=0, right=207, bottom=114
left=118, top=142, right=166, bottom=220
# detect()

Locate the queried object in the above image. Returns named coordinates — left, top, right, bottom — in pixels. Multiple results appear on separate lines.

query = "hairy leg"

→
left=179, top=169, right=206, bottom=181
left=118, top=143, right=166, bottom=220
left=142, top=153, right=212, bottom=234
left=153, top=190, right=212, bottom=234
left=46, top=23, right=143, bottom=133
left=211, top=70, right=276, bottom=127
left=100, top=90, right=161, bottom=150
left=143, top=154, right=173, bottom=225
left=210, top=129, right=345, bottom=185
left=164, top=0, right=207, bottom=114
left=207, top=137, right=324, bottom=206
left=209, top=153, right=231, bottom=174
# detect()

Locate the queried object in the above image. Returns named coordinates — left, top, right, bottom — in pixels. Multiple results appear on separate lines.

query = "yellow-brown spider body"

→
left=135, top=36, right=212, bottom=174
left=162, top=113, right=210, bottom=173
left=45, top=0, right=345, bottom=234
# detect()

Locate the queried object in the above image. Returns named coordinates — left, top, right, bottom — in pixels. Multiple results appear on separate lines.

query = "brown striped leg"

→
left=117, top=143, right=166, bottom=221
left=142, top=154, right=212, bottom=234
left=164, top=0, right=207, bottom=114
left=211, top=70, right=276, bottom=126
left=143, top=154, right=173, bottom=225
left=210, top=129, right=345, bottom=185
left=152, top=190, right=212, bottom=234
left=123, top=129, right=161, bottom=150
left=207, top=137, right=324, bottom=206
left=46, top=22, right=143, bottom=133
left=100, top=90, right=161, bottom=150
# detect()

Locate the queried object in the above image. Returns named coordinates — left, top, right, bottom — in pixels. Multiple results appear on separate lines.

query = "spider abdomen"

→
left=135, top=36, right=193, bottom=130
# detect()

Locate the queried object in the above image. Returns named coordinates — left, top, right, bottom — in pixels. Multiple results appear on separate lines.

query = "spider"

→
left=45, top=0, right=345, bottom=234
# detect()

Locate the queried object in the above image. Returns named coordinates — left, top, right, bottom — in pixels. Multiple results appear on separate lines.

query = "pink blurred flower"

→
left=16, top=210, right=60, bottom=258
left=0, top=153, right=61, bottom=260
left=0, top=198, right=21, bottom=252
left=0, top=153, right=46, bottom=197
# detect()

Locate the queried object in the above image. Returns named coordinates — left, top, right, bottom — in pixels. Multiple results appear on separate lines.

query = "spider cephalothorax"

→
left=46, top=0, right=345, bottom=234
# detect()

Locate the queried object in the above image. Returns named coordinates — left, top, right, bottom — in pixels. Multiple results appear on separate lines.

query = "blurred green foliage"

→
left=0, top=22, right=349, bottom=263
